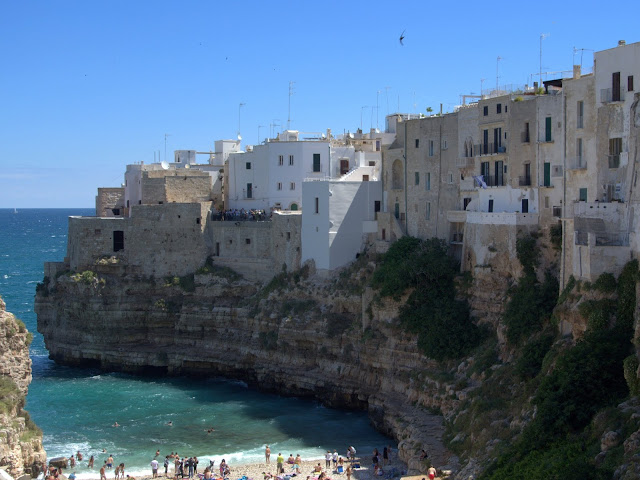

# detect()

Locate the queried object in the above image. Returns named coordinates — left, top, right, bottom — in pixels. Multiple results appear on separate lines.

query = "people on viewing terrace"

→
left=211, top=209, right=270, bottom=221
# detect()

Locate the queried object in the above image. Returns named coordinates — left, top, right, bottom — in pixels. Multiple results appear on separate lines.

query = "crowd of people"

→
left=211, top=209, right=270, bottom=221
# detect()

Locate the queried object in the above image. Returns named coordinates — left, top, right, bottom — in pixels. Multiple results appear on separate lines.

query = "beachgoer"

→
left=295, top=455, right=301, bottom=472
left=114, top=464, right=120, bottom=479
left=345, top=466, right=352, bottom=480
left=100, top=465, right=107, bottom=480
left=427, top=465, right=436, bottom=480
left=108, top=456, right=114, bottom=469
left=113, top=422, right=120, bottom=427
left=325, top=451, right=331, bottom=469
left=88, top=456, right=95, bottom=468
left=318, top=473, right=326, bottom=480
left=167, top=421, right=173, bottom=426
left=119, top=463, right=125, bottom=479
left=332, top=451, right=338, bottom=468
left=175, top=457, right=181, bottom=476
left=265, top=445, right=271, bottom=464
left=69, top=473, right=76, bottom=480
left=156, top=450, right=160, bottom=458
left=219, top=459, right=226, bottom=477
left=194, top=457, right=199, bottom=475
left=126, top=476, right=136, bottom=480
left=338, top=457, right=344, bottom=467
left=382, top=447, right=389, bottom=466
left=164, top=457, right=170, bottom=475
left=70, top=456, right=76, bottom=467
left=314, top=463, right=322, bottom=473
left=77, top=452, right=83, bottom=461
left=287, top=454, right=295, bottom=465
left=151, top=458, right=159, bottom=478
left=276, top=454, right=284, bottom=474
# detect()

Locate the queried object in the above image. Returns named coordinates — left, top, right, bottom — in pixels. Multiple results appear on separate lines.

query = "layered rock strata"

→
left=0, top=296, right=46, bottom=478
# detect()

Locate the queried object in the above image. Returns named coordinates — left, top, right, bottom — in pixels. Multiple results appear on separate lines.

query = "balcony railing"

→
left=601, top=88, right=624, bottom=103
left=484, top=175, right=505, bottom=187
left=518, top=175, right=532, bottom=186
left=456, top=157, right=475, bottom=168
left=568, top=157, right=587, bottom=170
left=474, top=143, right=506, bottom=156
left=608, top=154, right=620, bottom=168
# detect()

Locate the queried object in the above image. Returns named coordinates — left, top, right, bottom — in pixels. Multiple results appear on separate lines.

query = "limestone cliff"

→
left=0, top=296, right=46, bottom=478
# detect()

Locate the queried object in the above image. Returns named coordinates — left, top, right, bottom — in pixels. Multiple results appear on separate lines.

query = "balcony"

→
left=518, top=175, right=532, bottom=186
left=474, top=143, right=507, bottom=156
left=456, top=157, right=475, bottom=168
left=484, top=175, right=505, bottom=187
left=568, top=157, right=587, bottom=170
left=608, top=154, right=620, bottom=168
left=601, top=88, right=624, bottom=103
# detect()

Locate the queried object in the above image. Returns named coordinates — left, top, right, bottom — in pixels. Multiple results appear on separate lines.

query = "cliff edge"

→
left=0, top=296, right=46, bottom=478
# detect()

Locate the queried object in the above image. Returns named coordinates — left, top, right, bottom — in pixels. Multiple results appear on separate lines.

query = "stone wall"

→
left=0, top=296, right=46, bottom=478
left=96, top=188, right=125, bottom=217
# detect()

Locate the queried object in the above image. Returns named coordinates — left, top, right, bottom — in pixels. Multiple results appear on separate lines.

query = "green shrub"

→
left=557, top=275, right=576, bottom=304
left=71, top=270, right=104, bottom=286
left=515, top=334, right=554, bottom=380
left=624, top=355, right=640, bottom=396
left=593, top=272, right=617, bottom=293
left=549, top=223, right=562, bottom=250
left=616, top=259, right=638, bottom=332
left=196, top=257, right=242, bottom=280
left=0, top=376, right=22, bottom=414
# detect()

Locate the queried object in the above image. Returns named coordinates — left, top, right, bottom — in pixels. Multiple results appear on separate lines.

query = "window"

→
left=313, top=153, right=321, bottom=172
left=426, top=202, right=431, bottom=220
left=544, top=196, right=549, bottom=208
left=289, top=155, right=294, bottom=166
left=286, top=232, right=291, bottom=241
left=448, top=172, right=453, bottom=184
left=505, top=105, right=508, bottom=113
left=488, top=199, right=494, bottom=213
left=278, top=155, right=284, bottom=166
left=523, top=122, right=530, bottom=143
left=609, top=138, right=622, bottom=168
left=246, top=162, right=251, bottom=169
left=290, top=182, right=295, bottom=190
left=426, top=172, right=431, bottom=191
left=612, top=72, right=621, bottom=101
left=553, top=206, right=562, bottom=217
left=415, top=172, right=419, bottom=185
left=314, top=197, right=319, bottom=214
left=579, top=188, right=587, bottom=202
left=483, top=106, right=488, bottom=116
left=429, top=140, right=434, bottom=157
left=245, top=238, right=251, bottom=245
left=497, top=103, right=502, bottom=114
left=629, top=75, right=635, bottom=92
left=577, top=138, right=583, bottom=162
left=415, top=139, right=419, bottom=148
left=277, top=182, right=282, bottom=190
left=577, top=101, right=584, bottom=129
left=545, top=117, right=552, bottom=142
left=113, top=231, right=124, bottom=252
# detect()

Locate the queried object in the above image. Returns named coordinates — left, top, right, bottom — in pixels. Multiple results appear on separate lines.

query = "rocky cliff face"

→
left=36, top=264, right=467, bottom=474
left=0, top=296, right=46, bottom=478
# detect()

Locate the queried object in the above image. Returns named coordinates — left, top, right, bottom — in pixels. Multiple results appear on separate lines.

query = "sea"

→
left=0, top=208, right=393, bottom=479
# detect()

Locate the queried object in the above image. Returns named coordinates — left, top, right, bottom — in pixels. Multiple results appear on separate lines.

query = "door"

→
left=524, top=163, right=531, bottom=186
left=612, top=72, right=621, bottom=101
left=215, top=242, right=220, bottom=256
left=394, top=203, right=400, bottom=219
left=488, top=200, right=494, bottom=213
left=521, top=199, right=529, bottom=213
left=246, top=183, right=253, bottom=198
left=483, top=129, right=489, bottom=154
left=495, top=161, right=504, bottom=186
left=340, top=159, right=349, bottom=175
left=544, top=163, right=551, bottom=187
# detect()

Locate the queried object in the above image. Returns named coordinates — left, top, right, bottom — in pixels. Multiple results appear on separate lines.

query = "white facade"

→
left=302, top=179, right=381, bottom=271
left=226, top=134, right=357, bottom=211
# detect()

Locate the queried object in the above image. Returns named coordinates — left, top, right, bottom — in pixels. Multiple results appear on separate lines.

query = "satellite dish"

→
left=237, top=134, right=242, bottom=141
left=161, top=161, right=169, bottom=170
left=184, top=164, right=190, bottom=169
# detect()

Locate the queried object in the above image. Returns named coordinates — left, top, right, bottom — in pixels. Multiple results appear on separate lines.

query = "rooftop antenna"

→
left=361, top=106, right=369, bottom=131
left=540, top=33, right=550, bottom=87
left=164, top=134, right=171, bottom=163
left=385, top=86, right=391, bottom=115
left=238, top=102, right=245, bottom=139
left=287, top=81, right=295, bottom=130
left=376, top=90, right=381, bottom=130
left=496, top=56, right=502, bottom=91
left=572, top=46, right=593, bottom=69
left=480, top=78, right=486, bottom=97
left=258, top=125, right=265, bottom=144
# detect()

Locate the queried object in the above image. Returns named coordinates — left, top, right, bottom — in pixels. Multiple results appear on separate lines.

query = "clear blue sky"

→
left=0, top=0, right=637, bottom=208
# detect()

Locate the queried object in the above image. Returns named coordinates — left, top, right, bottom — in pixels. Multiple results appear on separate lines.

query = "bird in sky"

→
left=399, top=30, right=406, bottom=46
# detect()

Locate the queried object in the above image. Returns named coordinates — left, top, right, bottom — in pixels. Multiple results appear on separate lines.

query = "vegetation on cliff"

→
left=371, top=237, right=484, bottom=361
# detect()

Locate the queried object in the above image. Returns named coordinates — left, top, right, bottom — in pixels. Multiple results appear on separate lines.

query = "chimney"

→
left=618, top=40, right=626, bottom=46
left=573, top=65, right=581, bottom=79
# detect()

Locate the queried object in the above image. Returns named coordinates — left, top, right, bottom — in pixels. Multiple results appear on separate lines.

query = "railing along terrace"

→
left=600, top=88, right=625, bottom=103
left=211, top=210, right=271, bottom=221
left=518, top=175, right=532, bottom=186
left=483, top=175, right=505, bottom=187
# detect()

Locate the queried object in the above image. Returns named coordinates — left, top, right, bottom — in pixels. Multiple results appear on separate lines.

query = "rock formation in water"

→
left=0, top=296, right=46, bottom=478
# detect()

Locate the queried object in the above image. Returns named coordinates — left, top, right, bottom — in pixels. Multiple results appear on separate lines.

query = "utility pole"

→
left=496, top=56, right=502, bottom=91
left=164, top=134, right=171, bottom=163
left=258, top=125, right=264, bottom=144
left=540, top=33, right=549, bottom=88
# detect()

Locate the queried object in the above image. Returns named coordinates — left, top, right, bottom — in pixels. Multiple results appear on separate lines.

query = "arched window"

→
left=392, top=159, right=403, bottom=190
left=290, top=203, right=298, bottom=211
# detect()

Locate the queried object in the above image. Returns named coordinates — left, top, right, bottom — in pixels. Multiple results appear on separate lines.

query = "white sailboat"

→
left=13, top=208, right=18, bottom=214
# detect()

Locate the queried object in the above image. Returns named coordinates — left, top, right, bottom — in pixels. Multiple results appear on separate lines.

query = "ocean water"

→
left=0, top=209, right=393, bottom=478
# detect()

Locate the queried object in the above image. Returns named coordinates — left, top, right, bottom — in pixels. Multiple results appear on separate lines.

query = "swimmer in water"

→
left=113, top=422, right=120, bottom=427
left=167, top=421, right=173, bottom=426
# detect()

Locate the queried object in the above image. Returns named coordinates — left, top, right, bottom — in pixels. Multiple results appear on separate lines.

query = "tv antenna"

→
left=573, top=46, right=593, bottom=69
left=540, top=33, right=550, bottom=86
left=164, top=134, right=171, bottom=163
left=287, top=81, right=295, bottom=130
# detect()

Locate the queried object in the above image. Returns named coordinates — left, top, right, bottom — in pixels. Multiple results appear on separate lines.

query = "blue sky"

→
left=0, top=0, right=637, bottom=208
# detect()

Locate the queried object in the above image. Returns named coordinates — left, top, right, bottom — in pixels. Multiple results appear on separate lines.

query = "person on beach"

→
left=70, top=456, right=76, bottom=467
left=88, top=456, right=95, bottom=468
left=382, top=447, right=389, bottom=466
left=114, top=464, right=120, bottom=479
left=175, top=457, right=181, bottom=477
left=295, top=455, right=302, bottom=472
left=194, top=457, right=199, bottom=475
left=119, top=463, right=125, bottom=479
left=276, top=454, right=284, bottom=474
left=219, top=459, right=226, bottom=477
left=100, top=464, right=107, bottom=480
left=287, top=454, right=295, bottom=465
left=265, top=445, right=271, bottom=464
left=325, top=451, right=331, bottom=469
left=332, top=451, right=338, bottom=468
left=313, top=463, right=322, bottom=473
left=69, top=472, right=76, bottom=480
left=113, top=422, right=120, bottom=427
left=77, top=452, right=83, bottom=462
left=345, top=466, right=352, bottom=480
left=164, top=456, right=170, bottom=476
left=108, top=456, right=114, bottom=469
left=151, top=458, right=159, bottom=478
left=427, top=465, right=436, bottom=480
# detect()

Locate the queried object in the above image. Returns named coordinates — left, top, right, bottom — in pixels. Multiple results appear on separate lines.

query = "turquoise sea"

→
left=0, top=209, right=393, bottom=479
